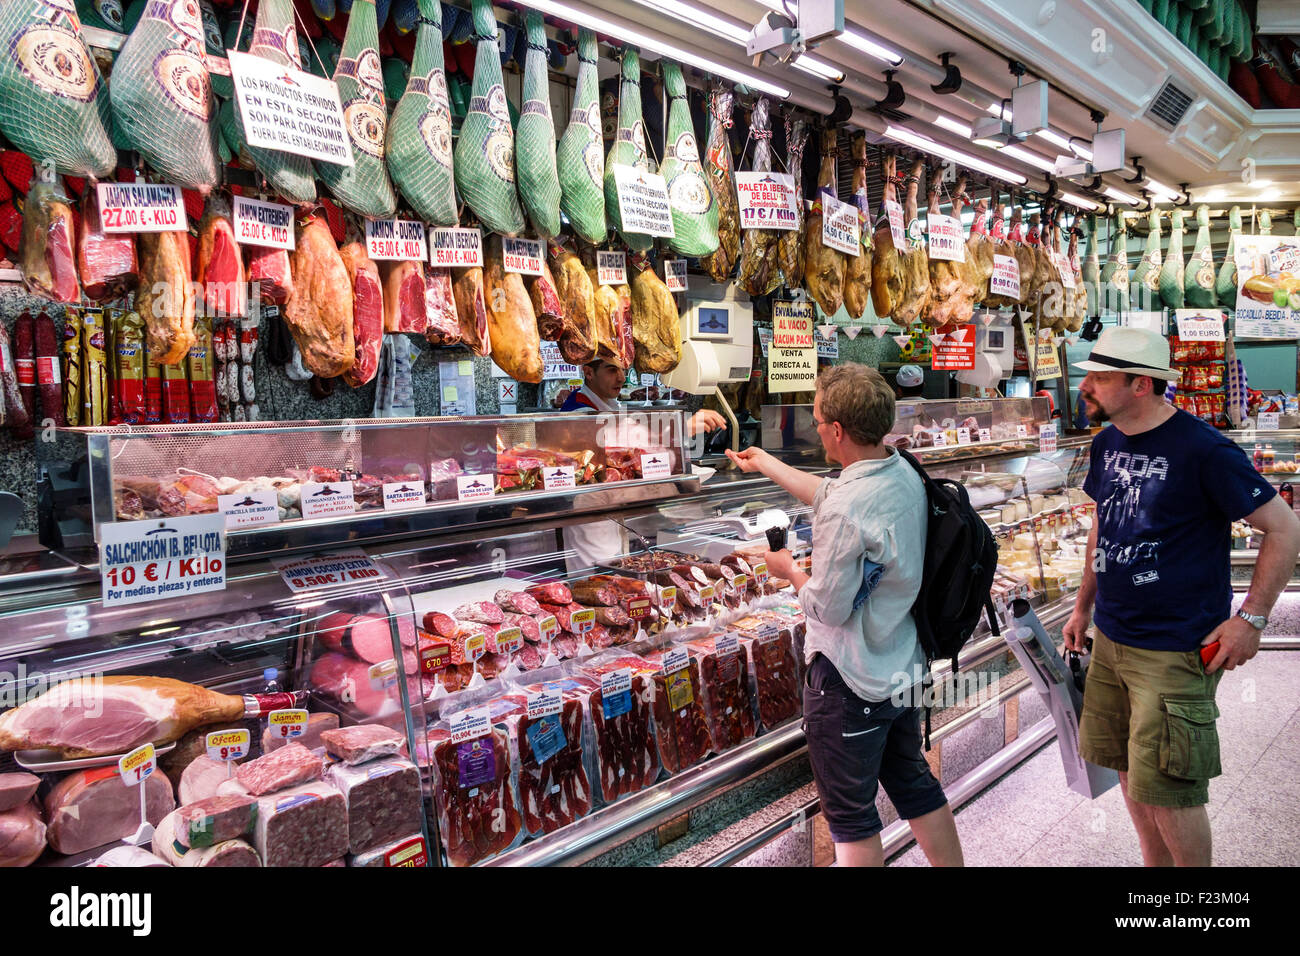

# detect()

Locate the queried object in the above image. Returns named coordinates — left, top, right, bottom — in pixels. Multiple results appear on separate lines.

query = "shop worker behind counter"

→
left=1064, top=327, right=1300, bottom=867
left=726, top=363, right=964, bottom=868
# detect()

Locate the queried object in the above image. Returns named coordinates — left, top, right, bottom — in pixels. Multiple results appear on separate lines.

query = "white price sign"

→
left=957, top=428, right=972, bottom=445
left=660, top=647, right=690, bottom=675
left=228, top=50, right=352, bottom=166
left=932, top=431, right=948, bottom=448
left=597, top=250, right=627, bottom=285
left=205, top=729, right=250, bottom=763
left=821, top=191, right=861, bottom=256
left=299, top=481, right=357, bottom=519
left=96, top=182, right=187, bottom=233
left=1175, top=309, right=1226, bottom=342
left=218, top=491, right=280, bottom=530
left=715, top=631, right=740, bottom=656
left=664, top=258, right=688, bottom=292
left=542, top=465, right=576, bottom=490
left=232, top=195, right=294, bottom=250
left=267, top=709, right=309, bottom=740
left=885, top=200, right=906, bottom=248
left=449, top=707, right=492, bottom=745
left=273, top=548, right=388, bottom=593
left=927, top=214, right=966, bottom=262
left=99, top=513, right=226, bottom=607
left=382, top=480, right=427, bottom=511
left=640, top=453, right=672, bottom=479
left=366, top=219, right=428, bottom=261
left=612, top=164, right=676, bottom=238
left=978, top=427, right=992, bottom=442
left=526, top=688, right=563, bottom=719
left=734, top=171, right=799, bottom=231
left=430, top=227, right=483, bottom=268
left=1053, top=252, right=1076, bottom=289
left=118, top=743, right=156, bottom=787
left=990, top=254, right=1021, bottom=298
left=1259, top=411, right=1280, bottom=430
left=502, top=237, right=545, bottom=276
left=456, top=474, right=495, bottom=501
left=1039, top=423, right=1058, bottom=453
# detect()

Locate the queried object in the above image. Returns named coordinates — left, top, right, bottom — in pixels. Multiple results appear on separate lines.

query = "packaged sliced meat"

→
left=152, top=809, right=262, bottom=867
left=325, top=757, right=422, bottom=854
left=687, top=636, right=756, bottom=752
left=110, top=308, right=146, bottom=425
left=161, top=356, right=189, bottom=425
left=247, top=245, right=293, bottom=305
left=0, top=772, right=40, bottom=813
left=175, top=793, right=258, bottom=848
left=249, top=781, right=348, bottom=867
left=83, top=308, right=109, bottom=425
left=315, top=611, right=396, bottom=664
left=424, top=709, right=524, bottom=867
left=11, top=311, right=35, bottom=439
left=579, top=656, right=660, bottom=802
left=0, top=800, right=46, bottom=867
left=321, top=724, right=405, bottom=765
left=18, top=180, right=79, bottom=303
left=45, top=766, right=175, bottom=856
left=235, top=742, right=322, bottom=796
left=348, top=833, right=429, bottom=868
left=641, top=648, right=713, bottom=773
left=496, top=680, right=594, bottom=837
left=494, top=589, right=542, bottom=616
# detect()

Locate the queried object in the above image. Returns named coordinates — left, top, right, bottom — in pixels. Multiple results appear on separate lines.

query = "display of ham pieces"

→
left=841, top=132, right=872, bottom=320
left=18, top=180, right=78, bottom=304
left=629, top=256, right=681, bottom=374
left=484, top=234, right=542, bottom=383
left=197, top=195, right=247, bottom=318
left=247, top=245, right=293, bottom=305
left=802, top=126, right=845, bottom=317
left=425, top=267, right=461, bottom=346
left=380, top=258, right=428, bottom=335
left=285, top=208, right=355, bottom=378
left=922, top=177, right=976, bottom=329
left=870, top=153, right=904, bottom=319
left=339, top=242, right=383, bottom=387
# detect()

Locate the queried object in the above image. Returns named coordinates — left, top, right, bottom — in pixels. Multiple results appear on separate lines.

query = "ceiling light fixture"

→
left=883, top=123, right=1028, bottom=184
left=998, top=144, right=1056, bottom=173
left=935, top=115, right=973, bottom=137
left=793, top=55, right=845, bottom=82
left=516, top=0, right=791, bottom=98
left=1103, top=186, right=1142, bottom=206
left=749, top=0, right=904, bottom=65
left=1058, top=191, right=1102, bottom=211
left=628, top=0, right=749, bottom=42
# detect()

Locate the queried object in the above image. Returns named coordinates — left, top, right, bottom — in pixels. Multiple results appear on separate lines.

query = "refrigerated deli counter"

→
left=0, top=400, right=1098, bottom=867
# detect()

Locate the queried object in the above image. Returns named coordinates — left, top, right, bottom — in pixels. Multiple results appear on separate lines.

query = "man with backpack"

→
left=726, top=364, right=964, bottom=867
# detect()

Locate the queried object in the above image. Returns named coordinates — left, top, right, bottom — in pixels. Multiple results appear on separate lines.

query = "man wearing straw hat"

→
left=1063, top=326, right=1300, bottom=866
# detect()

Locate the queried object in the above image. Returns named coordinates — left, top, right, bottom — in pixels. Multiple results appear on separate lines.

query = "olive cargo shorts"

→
left=1078, top=629, right=1223, bottom=808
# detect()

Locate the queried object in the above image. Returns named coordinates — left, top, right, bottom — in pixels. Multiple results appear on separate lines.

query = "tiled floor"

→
left=888, top=651, right=1300, bottom=867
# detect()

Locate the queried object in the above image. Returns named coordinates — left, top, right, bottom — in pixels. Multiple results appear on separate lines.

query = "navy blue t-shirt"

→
left=1083, top=409, right=1275, bottom=651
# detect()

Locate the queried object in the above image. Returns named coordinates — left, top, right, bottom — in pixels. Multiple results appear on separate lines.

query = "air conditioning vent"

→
left=1146, top=79, right=1195, bottom=130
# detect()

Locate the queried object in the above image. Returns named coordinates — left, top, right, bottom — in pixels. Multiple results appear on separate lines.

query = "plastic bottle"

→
left=1281, top=482, right=1294, bottom=509
left=1253, top=443, right=1264, bottom=471
left=1265, top=443, right=1276, bottom=472
left=263, top=668, right=282, bottom=694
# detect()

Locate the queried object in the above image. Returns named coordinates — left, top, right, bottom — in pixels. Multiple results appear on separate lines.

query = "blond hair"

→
left=817, top=363, right=895, bottom=446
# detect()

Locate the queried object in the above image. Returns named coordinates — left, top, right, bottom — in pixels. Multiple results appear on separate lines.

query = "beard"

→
left=1081, top=393, right=1110, bottom=424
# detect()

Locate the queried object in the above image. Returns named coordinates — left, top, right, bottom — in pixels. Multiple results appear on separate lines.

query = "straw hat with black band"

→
left=1072, top=327, right=1181, bottom=382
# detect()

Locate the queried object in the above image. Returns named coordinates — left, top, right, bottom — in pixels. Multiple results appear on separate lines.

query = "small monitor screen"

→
left=697, top=307, right=730, bottom=337
left=987, top=329, right=1005, bottom=350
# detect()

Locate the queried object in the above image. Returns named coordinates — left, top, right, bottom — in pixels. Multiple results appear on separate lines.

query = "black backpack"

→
left=896, top=448, right=1000, bottom=746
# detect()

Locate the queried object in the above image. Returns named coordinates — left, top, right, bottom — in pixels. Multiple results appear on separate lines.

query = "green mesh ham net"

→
left=603, top=48, right=652, bottom=253
left=453, top=0, right=524, bottom=236
left=110, top=0, right=222, bottom=191
left=556, top=29, right=605, bottom=245
left=386, top=0, right=458, bottom=225
left=316, top=0, right=398, bottom=219
left=0, top=0, right=117, bottom=177
left=660, top=62, right=718, bottom=258
left=515, top=11, right=560, bottom=238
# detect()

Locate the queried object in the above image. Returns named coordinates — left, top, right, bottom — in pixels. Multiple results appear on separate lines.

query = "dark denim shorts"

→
left=803, top=653, right=948, bottom=843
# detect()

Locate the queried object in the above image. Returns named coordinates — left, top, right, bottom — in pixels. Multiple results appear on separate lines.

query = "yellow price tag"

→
left=458, top=360, right=473, bottom=376
left=442, top=385, right=458, bottom=402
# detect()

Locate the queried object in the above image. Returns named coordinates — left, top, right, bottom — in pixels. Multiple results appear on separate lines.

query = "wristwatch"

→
left=1236, top=609, right=1268, bottom=630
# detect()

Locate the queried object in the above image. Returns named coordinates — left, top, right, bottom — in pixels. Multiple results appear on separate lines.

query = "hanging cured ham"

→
left=0, top=1, right=116, bottom=177
left=892, top=160, right=931, bottom=325
left=630, top=257, right=681, bottom=374
left=840, top=132, right=872, bottom=319
left=1217, top=206, right=1241, bottom=308
left=966, top=196, right=995, bottom=305
left=738, top=97, right=781, bottom=296
left=484, top=235, right=542, bottom=383
left=285, top=209, right=355, bottom=378
left=1158, top=208, right=1186, bottom=309
left=316, top=0, right=398, bottom=219
left=386, top=0, right=457, bottom=224
left=1131, top=210, right=1162, bottom=311
left=556, top=30, right=605, bottom=245
left=870, top=154, right=903, bottom=318
left=339, top=242, right=384, bottom=387
left=547, top=242, right=598, bottom=365
left=700, top=88, right=740, bottom=282
left=1081, top=214, right=1101, bottom=317
left=515, top=11, right=561, bottom=238
left=604, top=49, right=653, bottom=253
left=802, top=127, right=845, bottom=317
left=1100, top=211, right=1131, bottom=314
left=1184, top=204, right=1216, bottom=307
left=661, top=62, right=718, bottom=257
left=454, top=0, right=523, bottom=235
left=776, top=118, right=808, bottom=287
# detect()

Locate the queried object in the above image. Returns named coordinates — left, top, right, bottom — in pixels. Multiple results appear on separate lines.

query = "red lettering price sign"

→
left=502, top=237, right=545, bottom=276
left=273, top=549, right=389, bottom=594
left=657, top=586, right=677, bottom=612
left=821, top=192, right=861, bottom=256
left=735, top=171, right=799, bottom=231
left=99, top=513, right=226, bottom=607
left=753, top=562, right=769, bottom=586
left=597, top=250, right=627, bottom=285
left=927, top=214, right=966, bottom=262
left=233, top=195, right=294, bottom=250
left=205, top=729, right=250, bottom=763
left=664, top=258, right=688, bottom=292
left=538, top=615, right=559, bottom=643
left=430, top=227, right=483, bottom=267
left=462, top=632, right=487, bottom=663
left=96, top=182, right=188, bottom=233
left=118, top=742, right=156, bottom=786
left=990, top=255, right=1021, bottom=298
left=268, top=709, right=308, bottom=740
left=885, top=200, right=906, bottom=248
left=366, top=218, right=428, bottom=261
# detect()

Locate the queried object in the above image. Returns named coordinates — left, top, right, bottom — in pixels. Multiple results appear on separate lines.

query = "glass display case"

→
left=1227, top=429, right=1300, bottom=553
left=1, top=428, right=1097, bottom=868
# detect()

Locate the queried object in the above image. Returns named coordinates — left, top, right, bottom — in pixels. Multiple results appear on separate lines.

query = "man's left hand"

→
left=764, top=548, right=795, bottom=580
left=1202, top=615, right=1262, bottom=673
left=687, top=409, right=727, bottom=437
